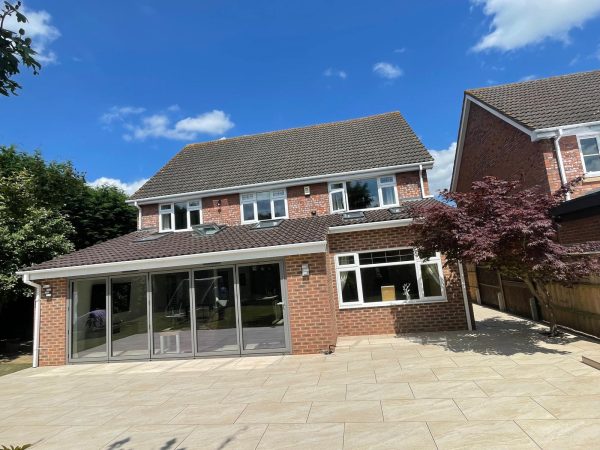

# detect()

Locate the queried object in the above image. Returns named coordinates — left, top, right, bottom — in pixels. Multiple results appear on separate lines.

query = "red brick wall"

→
left=554, top=135, right=600, bottom=198
left=396, top=171, right=422, bottom=199
left=558, top=214, right=600, bottom=244
left=287, top=183, right=330, bottom=218
left=327, top=227, right=469, bottom=336
left=140, top=204, right=159, bottom=230
left=38, top=278, right=68, bottom=366
left=202, top=194, right=241, bottom=226
left=456, top=103, right=553, bottom=193
left=285, top=253, right=337, bottom=354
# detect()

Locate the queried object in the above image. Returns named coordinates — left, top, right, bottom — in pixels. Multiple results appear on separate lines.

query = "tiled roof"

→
left=129, top=112, right=433, bottom=201
left=466, top=70, right=600, bottom=130
left=552, top=189, right=600, bottom=217
left=23, top=199, right=437, bottom=272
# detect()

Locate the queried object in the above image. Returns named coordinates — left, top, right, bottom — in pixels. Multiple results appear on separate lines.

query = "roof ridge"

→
left=180, top=111, right=403, bottom=150
left=466, top=69, right=600, bottom=94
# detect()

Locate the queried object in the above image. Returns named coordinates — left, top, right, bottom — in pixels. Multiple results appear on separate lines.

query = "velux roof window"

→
left=192, top=224, right=224, bottom=236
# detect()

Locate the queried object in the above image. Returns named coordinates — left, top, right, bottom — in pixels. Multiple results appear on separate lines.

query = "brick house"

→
left=19, top=112, right=473, bottom=367
left=451, top=70, right=600, bottom=331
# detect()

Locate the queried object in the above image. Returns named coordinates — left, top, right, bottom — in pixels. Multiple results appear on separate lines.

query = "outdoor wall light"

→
left=301, top=263, right=310, bottom=277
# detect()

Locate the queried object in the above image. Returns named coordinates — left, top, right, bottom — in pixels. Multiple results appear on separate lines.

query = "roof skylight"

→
left=342, top=211, right=365, bottom=220
left=134, top=233, right=170, bottom=242
left=193, top=224, right=224, bottom=236
left=253, top=219, right=284, bottom=229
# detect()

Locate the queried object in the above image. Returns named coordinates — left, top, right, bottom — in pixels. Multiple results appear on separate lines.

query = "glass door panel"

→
left=194, top=268, right=238, bottom=353
left=110, top=275, right=149, bottom=358
left=151, top=272, right=192, bottom=355
left=238, top=263, right=286, bottom=351
left=71, top=278, right=107, bottom=359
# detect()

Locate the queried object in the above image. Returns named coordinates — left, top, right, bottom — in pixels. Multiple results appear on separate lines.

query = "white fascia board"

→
left=450, top=97, right=471, bottom=192
left=533, top=122, right=600, bottom=140
left=128, top=162, right=434, bottom=205
left=327, top=218, right=413, bottom=234
left=18, top=241, right=327, bottom=280
left=466, top=95, right=534, bottom=139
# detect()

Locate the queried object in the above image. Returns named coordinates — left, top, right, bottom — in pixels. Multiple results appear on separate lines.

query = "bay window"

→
left=329, top=175, right=398, bottom=212
left=335, top=248, right=445, bottom=307
left=241, top=189, right=288, bottom=223
left=579, top=135, right=600, bottom=174
left=159, top=200, right=201, bottom=232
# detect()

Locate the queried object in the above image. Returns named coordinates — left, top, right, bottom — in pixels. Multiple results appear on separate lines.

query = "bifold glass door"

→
left=70, top=261, right=289, bottom=361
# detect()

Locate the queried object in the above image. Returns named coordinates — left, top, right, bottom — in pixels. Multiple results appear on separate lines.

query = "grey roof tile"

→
left=467, top=70, right=600, bottom=130
left=129, top=112, right=432, bottom=200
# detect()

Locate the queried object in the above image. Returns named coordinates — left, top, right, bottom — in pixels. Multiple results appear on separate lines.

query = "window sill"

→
left=583, top=172, right=600, bottom=183
left=339, top=298, right=447, bottom=309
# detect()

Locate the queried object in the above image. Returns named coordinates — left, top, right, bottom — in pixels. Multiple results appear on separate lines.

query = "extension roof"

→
left=129, top=112, right=433, bottom=201
left=466, top=70, right=600, bottom=130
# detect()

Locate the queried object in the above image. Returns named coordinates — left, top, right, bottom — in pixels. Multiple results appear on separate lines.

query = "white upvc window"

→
left=335, top=248, right=446, bottom=308
left=240, top=189, right=288, bottom=223
left=578, top=134, right=600, bottom=175
left=328, top=175, right=398, bottom=213
left=159, top=200, right=202, bottom=232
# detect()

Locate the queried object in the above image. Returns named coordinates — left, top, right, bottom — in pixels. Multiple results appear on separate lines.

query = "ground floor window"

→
left=335, top=248, right=445, bottom=307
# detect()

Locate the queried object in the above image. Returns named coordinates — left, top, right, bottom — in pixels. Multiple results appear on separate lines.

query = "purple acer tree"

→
left=410, top=176, right=599, bottom=336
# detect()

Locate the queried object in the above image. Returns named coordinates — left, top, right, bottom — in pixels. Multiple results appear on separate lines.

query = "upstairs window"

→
left=159, top=200, right=201, bottom=232
left=241, top=189, right=287, bottom=223
left=579, top=135, right=600, bottom=174
left=329, top=175, right=398, bottom=212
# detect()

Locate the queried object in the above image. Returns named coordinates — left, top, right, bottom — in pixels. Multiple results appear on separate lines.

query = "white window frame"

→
left=240, top=189, right=289, bottom=224
left=328, top=174, right=399, bottom=213
left=335, top=247, right=446, bottom=309
left=578, top=134, right=600, bottom=177
left=159, top=200, right=202, bottom=232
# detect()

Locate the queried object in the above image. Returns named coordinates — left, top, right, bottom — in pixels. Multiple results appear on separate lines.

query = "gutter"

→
left=553, top=129, right=570, bottom=201
left=22, top=274, right=41, bottom=368
left=327, top=218, right=413, bottom=234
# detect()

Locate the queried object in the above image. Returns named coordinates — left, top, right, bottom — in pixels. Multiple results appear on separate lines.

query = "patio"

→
left=1, top=304, right=599, bottom=449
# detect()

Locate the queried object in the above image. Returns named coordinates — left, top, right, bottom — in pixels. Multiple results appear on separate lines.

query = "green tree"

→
left=0, top=1, right=41, bottom=96
left=0, top=171, right=73, bottom=305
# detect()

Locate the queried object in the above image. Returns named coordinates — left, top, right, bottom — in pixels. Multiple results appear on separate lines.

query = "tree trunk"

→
left=522, top=277, right=559, bottom=336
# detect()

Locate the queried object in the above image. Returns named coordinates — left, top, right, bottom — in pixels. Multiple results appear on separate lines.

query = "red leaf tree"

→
left=411, top=176, right=598, bottom=335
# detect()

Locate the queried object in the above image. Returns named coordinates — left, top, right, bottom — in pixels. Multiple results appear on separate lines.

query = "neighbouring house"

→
left=451, top=69, right=600, bottom=336
left=18, top=112, right=473, bottom=367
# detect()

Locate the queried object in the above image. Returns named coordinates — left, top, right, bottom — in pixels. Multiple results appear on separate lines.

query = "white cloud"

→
left=472, top=0, right=600, bottom=52
left=100, top=106, right=146, bottom=124
left=393, top=47, right=406, bottom=53
left=518, top=74, right=537, bottom=82
left=124, top=110, right=234, bottom=141
left=4, top=3, right=60, bottom=63
left=428, top=142, right=457, bottom=194
left=323, top=68, right=347, bottom=79
left=88, top=177, right=149, bottom=195
left=372, top=62, right=403, bottom=79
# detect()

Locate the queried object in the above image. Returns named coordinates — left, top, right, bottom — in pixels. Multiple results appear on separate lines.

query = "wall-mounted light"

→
left=301, top=263, right=310, bottom=277
left=304, top=186, right=311, bottom=196
left=42, top=284, right=52, bottom=299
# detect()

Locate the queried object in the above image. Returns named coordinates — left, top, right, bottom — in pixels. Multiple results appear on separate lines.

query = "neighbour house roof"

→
left=22, top=198, right=438, bottom=273
left=466, top=70, right=600, bottom=131
left=129, top=112, right=433, bottom=201
left=552, top=189, right=600, bottom=218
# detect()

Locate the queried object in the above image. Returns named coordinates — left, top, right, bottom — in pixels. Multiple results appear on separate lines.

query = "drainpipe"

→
left=134, top=201, right=142, bottom=230
left=418, top=164, right=425, bottom=198
left=553, top=129, right=570, bottom=201
left=458, top=262, right=473, bottom=331
left=22, top=273, right=41, bottom=368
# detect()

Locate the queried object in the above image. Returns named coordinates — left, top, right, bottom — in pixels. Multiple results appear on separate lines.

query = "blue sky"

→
left=2, top=1, right=600, bottom=195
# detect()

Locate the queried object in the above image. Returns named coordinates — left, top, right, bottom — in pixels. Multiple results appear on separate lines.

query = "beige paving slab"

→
left=0, top=425, right=65, bottom=448
left=103, top=424, right=194, bottom=450
left=374, top=367, right=438, bottom=383
left=476, top=378, right=566, bottom=397
left=370, top=349, right=423, bottom=360
left=222, top=386, right=287, bottom=403
left=257, top=423, right=344, bottom=449
left=517, top=419, right=600, bottom=449
left=317, top=370, right=376, bottom=385
left=308, top=400, right=383, bottom=423
left=347, top=359, right=401, bottom=371
left=533, top=395, right=600, bottom=419
left=492, top=364, right=574, bottom=379
left=169, top=403, right=247, bottom=425
left=409, top=381, right=487, bottom=398
left=161, top=387, right=232, bottom=406
left=178, top=424, right=267, bottom=450
left=400, top=356, right=458, bottom=369
left=263, top=372, right=320, bottom=386
left=455, top=396, right=555, bottom=420
left=35, top=424, right=129, bottom=450
left=428, top=420, right=538, bottom=449
left=450, top=355, right=518, bottom=367
left=47, top=406, right=129, bottom=426
left=346, top=382, right=413, bottom=400
left=282, top=384, right=347, bottom=402
left=546, top=376, right=600, bottom=395
left=432, top=366, right=503, bottom=380
left=381, top=399, right=466, bottom=422
left=344, top=422, right=436, bottom=449
left=237, top=402, right=312, bottom=424
left=1, top=407, right=72, bottom=426
left=112, top=404, right=186, bottom=426
left=212, top=375, right=270, bottom=388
